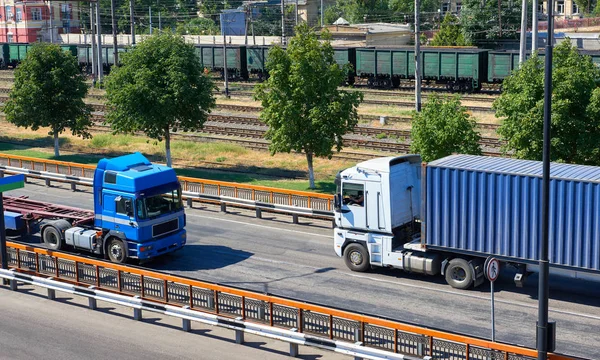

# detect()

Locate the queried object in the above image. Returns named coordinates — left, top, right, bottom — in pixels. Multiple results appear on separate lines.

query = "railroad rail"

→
left=0, top=242, right=576, bottom=360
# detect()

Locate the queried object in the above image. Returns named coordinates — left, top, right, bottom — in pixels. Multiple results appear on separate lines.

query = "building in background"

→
left=0, top=1, right=81, bottom=43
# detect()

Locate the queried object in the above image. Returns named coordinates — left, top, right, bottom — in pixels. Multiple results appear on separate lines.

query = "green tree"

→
left=494, top=41, right=600, bottom=164
left=411, top=95, right=482, bottom=162
left=4, top=43, right=91, bottom=157
left=460, top=0, right=525, bottom=43
left=431, top=13, right=468, bottom=46
left=176, top=17, right=219, bottom=35
left=105, top=32, right=216, bottom=167
left=254, top=24, right=363, bottom=189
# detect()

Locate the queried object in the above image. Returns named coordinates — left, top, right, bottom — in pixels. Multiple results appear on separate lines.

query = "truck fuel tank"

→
left=65, top=227, right=99, bottom=250
left=402, top=251, right=441, bottom=276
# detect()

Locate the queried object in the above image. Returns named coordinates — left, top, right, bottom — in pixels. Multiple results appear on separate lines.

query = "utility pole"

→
left=532, top=0, right=538, bottom=51
left=538, top=0, right=553, bottom=357
left=159, top=11, right=161, bottom=31
left=130, top=0, right=136, bottom=45
left=295, top=0, right=299, bottom=26
left=111, top=0, right=119, bottom=66
left=281, top=0, right=286, bottom=45
left=320, top=0, right=323, bottom=26
left=414, top=0, right=421, bottom=112
left=96, top=0, right=103, bottom=84
left=220, top=13, right=230, bottom=97
left=149, top=6, right=152, bottom=35
left=498, top=0, right=502, bottom=37
left=49, top=2, right=54, bottom=43
left=519, top=0, right=527, bottom=65
left=90, top=2, right=96, bottom=84
left=244, top=9, right=249, bottom=44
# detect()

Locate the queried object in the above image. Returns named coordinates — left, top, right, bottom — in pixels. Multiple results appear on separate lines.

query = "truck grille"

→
left=152, top=218, right=179, bottom=238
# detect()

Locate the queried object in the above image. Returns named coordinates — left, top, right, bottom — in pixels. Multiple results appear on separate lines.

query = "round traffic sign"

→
left=485, top=257, right=500, bottom=282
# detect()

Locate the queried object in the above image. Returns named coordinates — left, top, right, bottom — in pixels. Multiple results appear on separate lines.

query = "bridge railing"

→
left=3, top=241, right=575, bottom=360
left=0, top=153, right=334, bottom=220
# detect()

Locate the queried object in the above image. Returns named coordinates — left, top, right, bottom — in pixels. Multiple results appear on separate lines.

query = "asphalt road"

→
left=0, top=284, right=345, bottom=360
left=5, top=181, right=600, bottom=359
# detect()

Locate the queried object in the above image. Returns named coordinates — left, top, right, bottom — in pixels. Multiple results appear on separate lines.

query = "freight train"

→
left=2, top=42, right=600, bottom=92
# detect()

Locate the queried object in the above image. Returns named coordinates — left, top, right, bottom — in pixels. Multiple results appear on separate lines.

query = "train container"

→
left=356, top=47, right=487, bottom=91
left=196, top=45, right=248, bottom=80
left=333, top=47, right=356, bottom=85
left=334, top=154, right=600, bottom=289
left=246, top=46, right=269, bottom=79
left=7, top=44, right=77, bottom=68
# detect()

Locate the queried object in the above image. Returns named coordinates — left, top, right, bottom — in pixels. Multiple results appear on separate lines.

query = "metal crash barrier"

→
left=1, top=242, right=576, bottom=360
left=0, top=153, right=334, bottom=223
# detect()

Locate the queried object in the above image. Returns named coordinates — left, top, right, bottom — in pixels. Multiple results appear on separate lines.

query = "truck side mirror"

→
left=125, top=199, right=133, bottom=217
left=334, top=193, right=341, bottom=212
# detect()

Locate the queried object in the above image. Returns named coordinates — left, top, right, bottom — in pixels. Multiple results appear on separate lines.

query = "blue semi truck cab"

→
left=3, top=152, right=186, bottom=263
left=93, top=152, right=186, bottom=262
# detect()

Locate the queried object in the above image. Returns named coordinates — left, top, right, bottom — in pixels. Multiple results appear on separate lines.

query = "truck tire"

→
left=445, top=258, right=473, bottom=290
left=106, top=238, right=127, bottom=264
left=43, top=226, right=63, bottom=251
left=344, top=243, right=370, bottom=272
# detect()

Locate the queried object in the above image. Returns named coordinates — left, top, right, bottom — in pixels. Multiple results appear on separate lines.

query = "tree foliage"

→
left=411, top=95, right=482, bottom=162
left=105, top=32, right=216, bottom=167
left=254, top=24, right=363, bottom=189
left=4, top=43, right=91, bottom=157
left=460, top=0, right=526, bottom=43
left=175, top=17, right=219, bottom=35
left=431, top=13, right=468, bottom=46
left=494, top=41, right=600, bottom=164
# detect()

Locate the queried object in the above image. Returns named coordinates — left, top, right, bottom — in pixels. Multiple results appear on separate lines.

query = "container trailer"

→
left=3, top=152, right=186, bottom=263
left=333, top=154, right=600, bottom=289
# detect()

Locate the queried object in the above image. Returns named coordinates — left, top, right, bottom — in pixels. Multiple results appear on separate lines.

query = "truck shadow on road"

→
left=147, top=244, right=254, bottom=272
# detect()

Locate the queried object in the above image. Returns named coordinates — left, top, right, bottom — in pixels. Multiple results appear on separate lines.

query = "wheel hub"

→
left=350, top=250, right=363, bottom=265
left=451, top=267, right=467, bottom=282
left=110, top=244, right=123, bottom=260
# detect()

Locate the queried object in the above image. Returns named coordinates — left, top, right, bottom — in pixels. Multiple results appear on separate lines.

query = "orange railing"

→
left=0, top=153, right=333, bottom=213
left=4, top=241, right=576, bottom=360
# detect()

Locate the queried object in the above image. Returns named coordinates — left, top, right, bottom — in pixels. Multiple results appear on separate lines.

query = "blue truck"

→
left=333, top=154, right=600, bottom=289
left=3, top=152, right=186, bottom=263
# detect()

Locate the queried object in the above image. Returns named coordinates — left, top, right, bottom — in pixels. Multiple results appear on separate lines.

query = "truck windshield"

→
left=136, top=189, right=183, bottom=219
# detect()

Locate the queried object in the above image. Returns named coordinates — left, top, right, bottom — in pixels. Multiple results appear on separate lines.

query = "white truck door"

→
left=365, top=181, right=385, bottom=231
left=340, top=181, right=367, bottom=230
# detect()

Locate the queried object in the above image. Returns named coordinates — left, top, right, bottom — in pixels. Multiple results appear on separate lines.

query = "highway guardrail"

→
left=0, top=153, right=334, bottom=223
left=1, top=242, right=577, bottom=360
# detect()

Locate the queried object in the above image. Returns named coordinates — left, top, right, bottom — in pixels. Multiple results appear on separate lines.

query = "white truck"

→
left=333, top=154, right=600, bottom=289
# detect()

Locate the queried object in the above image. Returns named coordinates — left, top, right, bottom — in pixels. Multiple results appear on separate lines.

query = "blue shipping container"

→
left=424, top=155, right=600, bottom=272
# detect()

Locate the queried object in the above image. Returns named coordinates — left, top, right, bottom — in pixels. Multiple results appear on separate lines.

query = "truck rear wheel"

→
left=43, top=226, right=63, bottom=251
left=106, top=238, right=127, bottom=264
left=445, top=258, right=473, bottom=290
left=344, top=243, right=370, bottom=272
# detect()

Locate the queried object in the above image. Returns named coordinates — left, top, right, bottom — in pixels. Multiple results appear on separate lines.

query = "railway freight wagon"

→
left=246, top=46, right=269, bottom=79
left=355, top=47, right=488, bottom=91
left=333, top=47, right=357, bottom=85
left=77, top=45, right=130, bottom=73
left=3, top=43, right=77, bottom=68
left=196, top=45, right=248, bottom=80
left=334, top=154, right=600, bottom=289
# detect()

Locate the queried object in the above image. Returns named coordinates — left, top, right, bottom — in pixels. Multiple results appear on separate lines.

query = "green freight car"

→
left=333, top=47, right=356, bottom=85
left=487, top=50, right=547, bottom=82
left=356, top=47, right=488, bottom=92
left=246, top=46, right=269, bottom=80
left=196, top=45, right=248, bottom=80
left=6, top=44, right=77, bottom=68
left=76, top=45, right=129, bottom=73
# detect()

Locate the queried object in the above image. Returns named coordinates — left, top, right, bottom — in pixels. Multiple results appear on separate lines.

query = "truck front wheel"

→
left=344, top=243, right=370, bottom=272
left=43, top=226, right=63, bottom=251
left=106, top=238, right=127, bottom=264
left=445, top=258, right=473, bottom=290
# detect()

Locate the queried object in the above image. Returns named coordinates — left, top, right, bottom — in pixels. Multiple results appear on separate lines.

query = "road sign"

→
left=483, top=257, right=500, bottom=342
left=485, top=257, right=500, bottom=282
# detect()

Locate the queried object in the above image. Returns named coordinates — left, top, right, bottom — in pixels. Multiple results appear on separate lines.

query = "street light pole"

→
left=414, top=0, right=421, bottom=112
left=538, top=0, right=553, bottom=359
